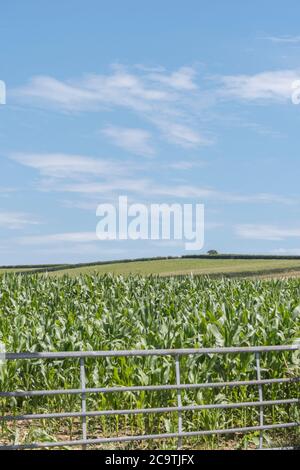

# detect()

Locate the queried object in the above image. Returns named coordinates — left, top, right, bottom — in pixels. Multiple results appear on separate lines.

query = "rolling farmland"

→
left=3, top=257, right=300, bottom=278
left=49, top=258, right=300, bottom=278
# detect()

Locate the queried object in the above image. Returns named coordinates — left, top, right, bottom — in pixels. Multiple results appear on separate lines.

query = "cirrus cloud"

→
left=219, top=70, right=300, bottom=102
left=101, top=126, right=155, bottom=156
left=0, top=211, right=39, bottom=230
left=236, top=224, right=300, bottom=241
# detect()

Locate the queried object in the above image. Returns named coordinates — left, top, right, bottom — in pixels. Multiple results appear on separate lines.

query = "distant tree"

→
left=207, top=250, right=218, bottom=256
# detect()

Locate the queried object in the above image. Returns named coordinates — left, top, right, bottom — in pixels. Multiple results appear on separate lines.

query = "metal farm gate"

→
left=0, top=345, right=299, bottom=450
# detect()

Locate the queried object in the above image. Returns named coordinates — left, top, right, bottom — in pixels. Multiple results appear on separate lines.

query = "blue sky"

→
left=1, top=0, right=300, bottom=264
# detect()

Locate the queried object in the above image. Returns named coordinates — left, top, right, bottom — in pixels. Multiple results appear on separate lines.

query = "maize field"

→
left=0, top=273, right=299, bottom=449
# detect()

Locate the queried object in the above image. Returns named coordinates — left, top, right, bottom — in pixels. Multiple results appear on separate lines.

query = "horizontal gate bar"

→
left=1, top=377, right=298, bottom=398
left=1, top=346, right=299, bottom=450
left=1, top=422, right=298, bottom=450
left=4, top=344, right=299, bottom=360
left=2, top=398, right=299, bottom=422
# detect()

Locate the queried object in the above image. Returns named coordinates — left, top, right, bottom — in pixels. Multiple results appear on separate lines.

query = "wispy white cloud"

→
left=7, top=151, right=295, bottom=207
left=155, top=121, right=212, bottom=148
left=168, top=160, right=205, bottom=170
left=0, top=211, right=39, bottom=229
left=59, top=178, right=151, bottom=195
left=31, top=244, right=126, bottom=256
left=9, top=152, right=125, bottom=179
left=14, top=76, right=97, bottom=111
left=54, top=178, right=295, bottom=206
left=148, top=186, right=294, bottom=204
left=219, top=70, right=300, bottom=102
left=18, top=231, right=98, bottom=245
left=0, top=187, right=18, bottom=193
left=12, top=65, right=210, bottom=150
left=236, top=224, right=300, bottom=241
left=0, top=187, right=19, bottom=198
left=264, top=35, right=300, bottom=44
left=101, top=126, right=155, bottom=156
left=12, top=67, right=175, bottom=113
left=272, top=248, right=300, bottom=255
left=147, top=66, right=198, bottom=90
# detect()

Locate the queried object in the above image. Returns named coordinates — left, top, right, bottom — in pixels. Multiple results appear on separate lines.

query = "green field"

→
left=48, top=258, right=300, bottom=278
left=3, top=258, right=300, bottom=279
left=0, top=273, right=299, bottom=449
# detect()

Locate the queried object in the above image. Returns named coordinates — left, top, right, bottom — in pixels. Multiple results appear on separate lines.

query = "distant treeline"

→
left=0, top=264, right=65, bottom=270
left=16, top=257, right=180, bottom=274
left=182, top=254, right=300, bottom=260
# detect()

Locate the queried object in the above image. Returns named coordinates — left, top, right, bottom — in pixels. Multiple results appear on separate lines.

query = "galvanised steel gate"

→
left=0, top=345, right=299, bottom=450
